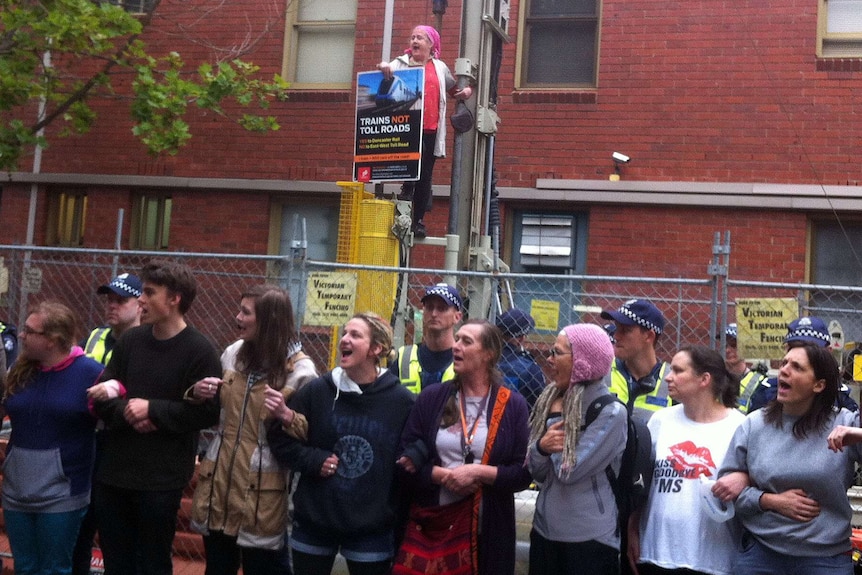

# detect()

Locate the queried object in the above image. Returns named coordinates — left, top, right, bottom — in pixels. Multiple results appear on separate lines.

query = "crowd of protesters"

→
left=2, top=263, right=862, bottom=575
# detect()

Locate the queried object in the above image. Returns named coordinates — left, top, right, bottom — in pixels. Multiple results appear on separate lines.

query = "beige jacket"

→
left=190, top=340, right=317, bottom=549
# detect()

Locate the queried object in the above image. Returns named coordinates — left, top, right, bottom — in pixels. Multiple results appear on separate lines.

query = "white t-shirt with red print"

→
left=638, top=404, right=744, bottom=575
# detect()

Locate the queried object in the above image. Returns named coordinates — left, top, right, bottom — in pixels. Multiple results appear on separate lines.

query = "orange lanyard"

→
left=458, top=390, right=489, bottom=464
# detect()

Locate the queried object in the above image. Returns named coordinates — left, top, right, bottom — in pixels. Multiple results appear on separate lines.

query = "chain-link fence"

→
left=2, top=244, right=862, bottom=571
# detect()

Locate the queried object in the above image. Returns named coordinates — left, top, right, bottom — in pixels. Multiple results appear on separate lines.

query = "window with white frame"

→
left=518, top=0, right=599, bottom=88
left=283, top=0, right=358, bottom=88
left=818, top=0, right=862, bottom=58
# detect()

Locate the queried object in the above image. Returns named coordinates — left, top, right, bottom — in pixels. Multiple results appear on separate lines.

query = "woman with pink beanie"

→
left=527, top=323, right=628, bottom=575
left=377, top=25, right=472, bottom=238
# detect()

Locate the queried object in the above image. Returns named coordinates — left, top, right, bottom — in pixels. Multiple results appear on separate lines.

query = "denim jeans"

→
left=734, top=536, right=853, bottom=575
left=4, top=507, right=87, bottom=575
left=94, top=482, right=182, bottom=575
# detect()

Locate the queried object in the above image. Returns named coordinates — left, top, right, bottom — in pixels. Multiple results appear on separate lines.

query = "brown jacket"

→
left=190, top=340, right=317, bottom=549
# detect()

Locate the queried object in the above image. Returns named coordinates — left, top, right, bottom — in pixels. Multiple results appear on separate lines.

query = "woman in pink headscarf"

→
left=378, top=25, right=473, bottom=238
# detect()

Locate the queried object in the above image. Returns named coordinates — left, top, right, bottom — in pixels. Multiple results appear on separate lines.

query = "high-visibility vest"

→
left=737, top=370, right=767, bottom=414
left=84, top=327, right=113, bottom=366
left=608, top=358, right=671, bottom=423
left=397, top=344, right=455, bottom=394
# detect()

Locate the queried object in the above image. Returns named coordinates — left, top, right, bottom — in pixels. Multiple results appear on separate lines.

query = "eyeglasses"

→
left=548, top=348, right=571, bottom=357
left=21, top=325, right=45, bottom=336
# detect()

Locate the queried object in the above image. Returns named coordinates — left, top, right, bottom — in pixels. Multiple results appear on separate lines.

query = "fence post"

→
left=708, top=231, right=731, bottom=353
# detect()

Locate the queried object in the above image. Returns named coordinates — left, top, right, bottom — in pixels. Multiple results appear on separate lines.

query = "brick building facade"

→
left=2, top=0, right=861, bottom=286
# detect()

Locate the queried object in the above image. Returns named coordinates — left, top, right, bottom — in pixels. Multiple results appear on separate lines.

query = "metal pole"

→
left=382, top=0, right=394, bottom=62
left=111, top=209, right=125, bottom=278
left=20, top=49, right=51, bottom=326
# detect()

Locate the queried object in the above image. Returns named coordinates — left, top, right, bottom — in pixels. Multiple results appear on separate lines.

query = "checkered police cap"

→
left=600, top=298, right=666, bottom=335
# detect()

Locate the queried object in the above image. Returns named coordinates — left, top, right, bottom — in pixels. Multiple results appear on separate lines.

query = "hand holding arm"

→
left=827, top=425, right=862, bottom=452
left=441, top=464, right=486, bottom=496
left=124, top=398, right=158, bottom=433
left=397, top=455, right=417, bottom=474
left=192, top=377, right=222, bottom=401
left=87, top=379, right=125, bottom=401
left=319, top=454, right=339, bottom=479
left=760, top=489, right=821, bottom=522
left=263, top=385, right=296, bottom=427
left=712, top=471, right=750, bottom=502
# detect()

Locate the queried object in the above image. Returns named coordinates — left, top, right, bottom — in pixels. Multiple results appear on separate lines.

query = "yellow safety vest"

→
left=737, top=370, right=767, bottom=414
left=609, top=359, right=671, bottom=423
left=397, top=344, right=455, bottom=394
left=84, top=327, right=113, bottom=366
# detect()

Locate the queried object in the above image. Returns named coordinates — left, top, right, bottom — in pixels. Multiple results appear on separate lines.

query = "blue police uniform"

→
left=498, top=341, right=545, bottom=408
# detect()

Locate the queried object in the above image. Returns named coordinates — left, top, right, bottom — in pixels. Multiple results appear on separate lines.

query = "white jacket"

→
left=388, top=55, right=456, bottom=157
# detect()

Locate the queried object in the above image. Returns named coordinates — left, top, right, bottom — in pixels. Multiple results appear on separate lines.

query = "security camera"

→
left=612, top=152, right=631, bottom=164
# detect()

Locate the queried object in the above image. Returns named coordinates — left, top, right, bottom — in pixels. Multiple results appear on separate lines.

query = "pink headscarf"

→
left=405, top=25, right=441, bottom=59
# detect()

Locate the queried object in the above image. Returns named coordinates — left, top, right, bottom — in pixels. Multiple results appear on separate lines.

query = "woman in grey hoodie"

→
left=716, top=343, right=862, bottom=575
left=527, top=323, right=628, bottom=575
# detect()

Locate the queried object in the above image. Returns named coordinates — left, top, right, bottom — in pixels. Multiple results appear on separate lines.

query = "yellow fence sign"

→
left=531, top=299, right=560, bottom=333
left=303, top=271, right=357, bottom=327
left=735, top=298, right=797, bottom=359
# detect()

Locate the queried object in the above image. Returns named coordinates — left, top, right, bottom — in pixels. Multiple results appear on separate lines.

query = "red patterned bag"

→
left=392, top=496, right=473, bottom=575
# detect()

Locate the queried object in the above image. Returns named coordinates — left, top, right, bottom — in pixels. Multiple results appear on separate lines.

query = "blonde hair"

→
left=6, top=301, right=82, bottom=397
left=352, top=312, right=395, bottom=365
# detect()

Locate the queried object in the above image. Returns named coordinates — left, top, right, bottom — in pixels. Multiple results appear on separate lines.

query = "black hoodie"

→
left=267, top=367, right=414, bottom=538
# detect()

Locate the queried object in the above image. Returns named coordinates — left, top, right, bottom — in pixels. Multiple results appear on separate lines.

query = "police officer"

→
left=73, top=272, right=142, bottom=575
left=82, top=273, right=142, bottom=365
left=748, top=316, right=858, bottom=412
left=721, top=323, right=768, bottom=413
left=496, top=308, right=545, bottom=407
left=600, top=298, right=671, bottom=423
left=390, top=283, right=462, bottom=393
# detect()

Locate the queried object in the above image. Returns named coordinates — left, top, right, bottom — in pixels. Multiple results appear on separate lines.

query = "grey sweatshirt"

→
left=719, top=407, right=862, bottom=557
left=528, top=381, right=628, bottom=548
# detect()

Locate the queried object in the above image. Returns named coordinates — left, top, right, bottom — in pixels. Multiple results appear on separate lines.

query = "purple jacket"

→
left=398, top=382, right=532, bottom=575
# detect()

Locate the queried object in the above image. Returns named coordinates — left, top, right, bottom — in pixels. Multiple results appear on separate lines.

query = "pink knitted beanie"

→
left=563, top=323, right=615, bottom=386
left=411, top=25, right=441, bottom=58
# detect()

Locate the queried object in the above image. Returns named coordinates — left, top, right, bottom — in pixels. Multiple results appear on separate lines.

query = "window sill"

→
left=512, top=91, right=597, bottom=104
left=816, top=58, right=862, bottom=72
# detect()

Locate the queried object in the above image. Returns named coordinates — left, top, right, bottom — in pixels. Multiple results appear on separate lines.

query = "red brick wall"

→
left=586, top=205, right=808, bottom=281
left=4, top=0, right=859, bottom=278
left=26, top=0, right=862, bottom=185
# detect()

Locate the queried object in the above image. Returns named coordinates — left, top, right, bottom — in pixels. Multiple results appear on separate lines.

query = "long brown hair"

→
left=440, top=319, right=504, bottom=428
left=764, top=343, right=839, bottom=439
left=6, top=301, right=82, bottom=397
left=235, top=285, right=299, bottom=388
